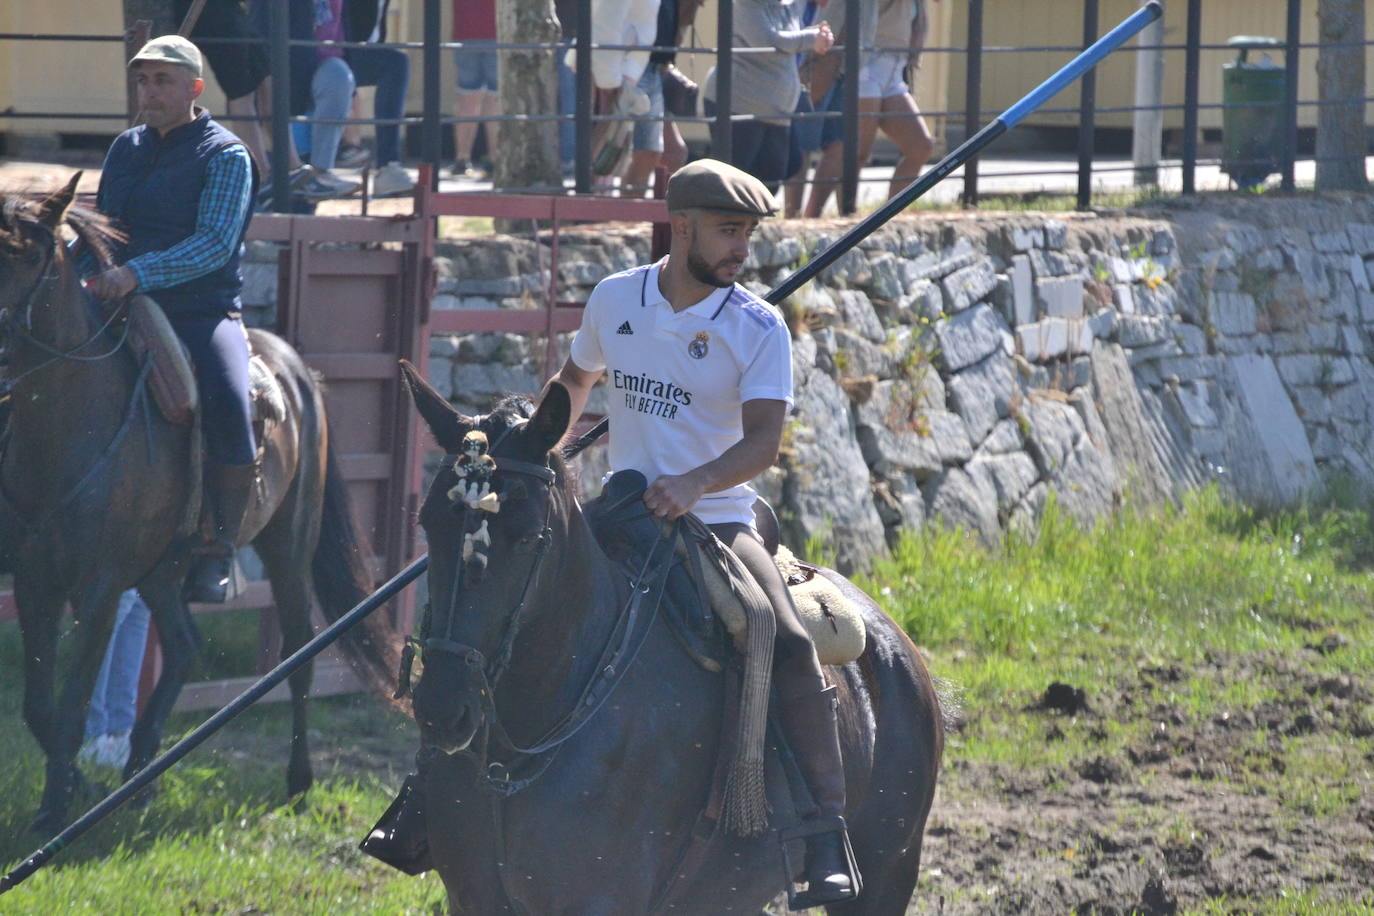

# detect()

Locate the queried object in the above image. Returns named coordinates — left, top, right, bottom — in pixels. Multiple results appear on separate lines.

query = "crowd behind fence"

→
left=1, top=0, right=1370, bottom=215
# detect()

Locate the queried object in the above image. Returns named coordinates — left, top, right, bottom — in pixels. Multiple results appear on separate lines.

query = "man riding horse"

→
left=366, top=159, right=861, bottom=905
left=83, top=35, right=257, bottom=603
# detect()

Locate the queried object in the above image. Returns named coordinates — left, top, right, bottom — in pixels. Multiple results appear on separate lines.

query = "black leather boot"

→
left=359, top=774, right=434, bottom=875
left=186, top=462, right=255, bottom=603
left=779, top=685, right=861, bottom=908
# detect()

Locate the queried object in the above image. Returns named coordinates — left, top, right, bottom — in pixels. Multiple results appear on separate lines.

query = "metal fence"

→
left=1, top=0, right=1370, bottom=213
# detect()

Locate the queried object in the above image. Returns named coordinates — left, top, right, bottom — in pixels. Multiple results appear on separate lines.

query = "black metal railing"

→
left=1, top=0, right=1369, bottom=213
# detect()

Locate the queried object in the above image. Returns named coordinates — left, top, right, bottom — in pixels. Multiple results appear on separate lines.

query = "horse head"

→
left=0, top=175, right=76, bottom=316
left=1, top=174, right=122, bottom=357
left=400, top=360, right=573, bottom=755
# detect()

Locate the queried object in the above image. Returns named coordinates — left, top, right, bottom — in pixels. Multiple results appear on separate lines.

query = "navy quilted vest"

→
left=98, top=110, right=251, bottom=318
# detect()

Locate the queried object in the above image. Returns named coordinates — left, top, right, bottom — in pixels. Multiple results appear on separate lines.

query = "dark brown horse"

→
left=400, top=361, right=945, bottom=915
left=0, top=178, right=399, bottom=834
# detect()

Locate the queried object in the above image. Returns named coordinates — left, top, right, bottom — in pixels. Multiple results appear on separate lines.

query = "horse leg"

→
left=255, top=503, right=319, bottom=801
left=25, top=585, right=121, bottom=834
left=125, top=558, right=201, bottom=783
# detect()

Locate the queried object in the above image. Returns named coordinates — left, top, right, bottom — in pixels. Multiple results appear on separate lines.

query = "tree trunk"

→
left=1315, top=0, right=1368, bottom=191
left=495, top=0, right=562, bottom=195
left=122, top=0, right=175, bottom=36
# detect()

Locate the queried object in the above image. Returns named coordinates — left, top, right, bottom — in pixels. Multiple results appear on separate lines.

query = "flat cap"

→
left=129, top=35, right=203, bottom=77
left=666, top=159, right=778, bottom=217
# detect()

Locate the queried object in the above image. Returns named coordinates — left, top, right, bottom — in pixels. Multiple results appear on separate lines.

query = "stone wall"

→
left=242, top=196, right=1374, bottom=573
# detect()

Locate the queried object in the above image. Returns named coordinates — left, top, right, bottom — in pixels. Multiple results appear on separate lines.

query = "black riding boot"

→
left=360, top=774, right=434, bottom=874
left=186, top=462, right=255, bottom=603
left=780, top=684, right=860, bottom=908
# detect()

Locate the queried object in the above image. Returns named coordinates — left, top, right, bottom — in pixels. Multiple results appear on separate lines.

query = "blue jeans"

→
left=347, top=46, right=410, bottom=164
left=307, top=56, right=356, bottom=170
left=84, top=590, right=151, bottom=739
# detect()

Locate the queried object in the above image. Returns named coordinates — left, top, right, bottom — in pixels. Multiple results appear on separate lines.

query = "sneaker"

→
left=372, top=162, right=416, bottom=198
left=336, top=143, right=372, bottom=169
left=297, top=168, right=361, bottom=201
left=96, top=731, right=132, bottom=770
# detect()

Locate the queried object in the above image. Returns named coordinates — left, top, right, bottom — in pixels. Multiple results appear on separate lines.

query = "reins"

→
left=405, top=435, right=679, bottom=797
left=1, top=217, right=132, bottom=395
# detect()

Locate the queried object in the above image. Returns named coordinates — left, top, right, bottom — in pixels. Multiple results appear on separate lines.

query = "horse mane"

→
left=487, top=393, right=576, bottom=499
left=0, top=189, right=125, bottom=268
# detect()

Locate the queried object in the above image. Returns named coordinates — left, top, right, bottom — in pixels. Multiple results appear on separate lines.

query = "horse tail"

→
left=312, top=430, right=406, bottom=709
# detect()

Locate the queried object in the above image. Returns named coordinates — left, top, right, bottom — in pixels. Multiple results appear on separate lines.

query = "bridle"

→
left=0, top=215, right=131, bottom=394
left=406, top=422, right=678, bottom=796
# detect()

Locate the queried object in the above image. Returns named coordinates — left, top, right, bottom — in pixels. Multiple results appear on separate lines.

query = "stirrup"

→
left=778, top=814, right=862, bottom=910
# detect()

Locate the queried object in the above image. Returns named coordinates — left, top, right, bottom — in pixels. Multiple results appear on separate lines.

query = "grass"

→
left=1, top=486, right=1371, bottom=913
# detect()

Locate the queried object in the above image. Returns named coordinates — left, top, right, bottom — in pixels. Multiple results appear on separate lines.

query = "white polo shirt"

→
left=569, top=259, right=794, bottom=526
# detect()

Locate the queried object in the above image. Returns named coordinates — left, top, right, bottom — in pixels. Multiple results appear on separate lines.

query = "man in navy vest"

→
left=86, top=35, right=257, bottom=603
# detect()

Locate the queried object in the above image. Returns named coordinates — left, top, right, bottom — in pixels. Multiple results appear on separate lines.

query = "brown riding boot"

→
left=186, top=462, right=255, bottom=603
left=779, top=684, right=861, bottom=908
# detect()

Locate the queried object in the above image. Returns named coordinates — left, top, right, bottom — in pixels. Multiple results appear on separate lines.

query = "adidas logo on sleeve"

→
left=616, top=321, right=634, bottom=335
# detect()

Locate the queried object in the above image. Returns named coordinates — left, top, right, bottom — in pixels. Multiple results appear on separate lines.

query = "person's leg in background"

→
left=452, top=41, right=500, bottom=178
left=662, top=114, right=688, bottom=173
left=878, top=89, right=934, bottom=199
left=557, top=53, right=577, bottom=173
left=338, top=93, right=373, bottom=168
left=805, top=89, right=881, bottom=217
left=347, top=45, right=415, bottom=196
left=79, top=589, right=151, bottom=770
left=298, top=57, right=360, bottom=199
left=621, top=65, right=666, bottom=198
left=785, top=91, right=822, bottom=218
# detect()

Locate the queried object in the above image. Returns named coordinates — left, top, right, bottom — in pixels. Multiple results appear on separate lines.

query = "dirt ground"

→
left=915, top=652, right=1374, bottom=914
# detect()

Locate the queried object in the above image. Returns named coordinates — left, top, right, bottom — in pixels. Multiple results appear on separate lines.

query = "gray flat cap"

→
left=666, top=159, right=778, bottom=217
left=129, top=35, right=203, bottom=77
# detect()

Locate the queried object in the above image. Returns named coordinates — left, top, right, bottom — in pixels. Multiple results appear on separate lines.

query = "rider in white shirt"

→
left=550, top=158, right=859, bottom=905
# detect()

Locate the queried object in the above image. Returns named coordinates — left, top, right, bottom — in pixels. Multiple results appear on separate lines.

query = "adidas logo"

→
left=616, top=321, right=634, bottom=335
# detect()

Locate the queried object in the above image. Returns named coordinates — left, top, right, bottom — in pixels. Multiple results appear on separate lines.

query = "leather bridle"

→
left=411, top=428, right=678, bottom=797
left=1, top=216, right=131, bottom=394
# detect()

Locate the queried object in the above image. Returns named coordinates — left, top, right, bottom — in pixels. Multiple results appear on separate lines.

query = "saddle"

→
left=126, top=294, right=285, bottom=452
left=585, top=473, right=866, bottom=673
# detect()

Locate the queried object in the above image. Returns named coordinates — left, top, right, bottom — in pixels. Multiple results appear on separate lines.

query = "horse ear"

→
left=34, top=172, right=82, bottom=229
left=528, top=381, right=572, bottom=455
left=400, top=359, right=469, bottom=452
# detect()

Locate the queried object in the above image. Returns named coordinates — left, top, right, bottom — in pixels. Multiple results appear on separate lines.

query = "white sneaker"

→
left=372, top=162, right=416, bottom=198
left=95, top=731, right=132, bottom=770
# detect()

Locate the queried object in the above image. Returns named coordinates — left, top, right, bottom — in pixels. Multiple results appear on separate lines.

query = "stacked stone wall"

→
left=239, top=195, right=1374, bottom=572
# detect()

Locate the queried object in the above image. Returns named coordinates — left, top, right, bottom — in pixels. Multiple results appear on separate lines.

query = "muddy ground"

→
left=914, top=651, right=1374, bottom=914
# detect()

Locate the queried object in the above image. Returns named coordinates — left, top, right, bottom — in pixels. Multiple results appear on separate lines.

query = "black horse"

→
left=400, top=360, right=944, bottom=914
left=0, top=178, right=400, bottom=834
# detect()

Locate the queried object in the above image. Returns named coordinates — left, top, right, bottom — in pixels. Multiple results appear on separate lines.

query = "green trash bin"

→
left=1222, top=36, right=1286, bottom=189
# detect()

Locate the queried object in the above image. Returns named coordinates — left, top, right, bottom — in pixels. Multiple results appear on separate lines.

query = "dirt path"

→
left=915, top=653, right=1374, bottom=914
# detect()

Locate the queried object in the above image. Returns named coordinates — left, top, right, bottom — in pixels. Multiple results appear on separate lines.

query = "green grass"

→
left=1, top=485, right=1371, bottom=912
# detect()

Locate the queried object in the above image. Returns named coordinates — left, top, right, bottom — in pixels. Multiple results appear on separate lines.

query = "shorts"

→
left=454, top=40, right=499, bottom=92
left=631, top=65, right=665, bottom=154
left=790, top=91, right=823, bottom=155
left=857, top=51, right=910, bottom=100
left=180, top=0, right=270, bottom=100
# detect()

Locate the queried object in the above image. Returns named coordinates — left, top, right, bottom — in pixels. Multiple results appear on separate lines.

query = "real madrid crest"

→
left=688, top=331, right=710, bottom=359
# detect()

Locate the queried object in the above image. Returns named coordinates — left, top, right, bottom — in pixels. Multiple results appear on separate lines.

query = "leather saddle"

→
left=584, top=472, right=867, bottom=672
